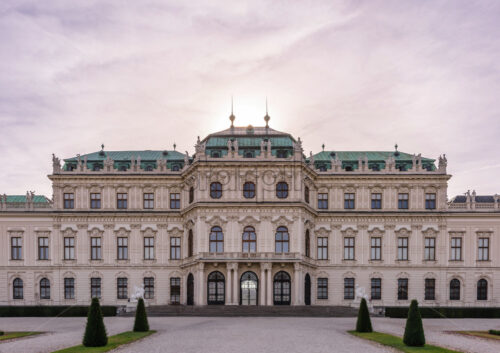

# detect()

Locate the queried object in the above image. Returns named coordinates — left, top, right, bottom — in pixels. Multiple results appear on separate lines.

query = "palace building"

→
left=0, top=116, right=499, bottom=309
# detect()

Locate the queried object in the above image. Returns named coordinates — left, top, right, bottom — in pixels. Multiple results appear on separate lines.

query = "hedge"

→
left=489, top=329, right=500, bottom=336
left=0, top=306, right=117, bottom=317
left=385, top=306, right=500, bottom=319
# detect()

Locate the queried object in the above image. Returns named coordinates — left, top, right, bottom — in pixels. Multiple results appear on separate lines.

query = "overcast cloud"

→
left=0, top=0, right=499, bottom=198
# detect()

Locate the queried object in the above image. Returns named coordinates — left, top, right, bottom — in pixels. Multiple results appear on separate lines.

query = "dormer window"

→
left=370, top=164, right=380, bottom=171
left=145, top=165, right=154, bottom=172
left=397, top=164, right=406, bottom=171
left=345, top=165, right=353, bottom=172
left=171, top=164, right=180, bottom=171
left=276, top=150, right=287, bottom=158
left=318, top=164, right=327, bottom=172
left=244, top=151, right=254, bottom=158
left=119, top=165, right=127, bottom=171
left=424, top=164, right=433, bottom=171
left=67, top=164, right=75, bottom=171
left=92, top=164, right=101, bottom=171
left=211, top=151, right=221, bottom=158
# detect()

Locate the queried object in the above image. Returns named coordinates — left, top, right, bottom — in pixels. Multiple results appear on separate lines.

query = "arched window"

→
left=119, top=165, right=128, bottom=171
left=209, top=226, right=224, bottom=253
left=93, top=164, right=101, bottom=171
left=243, top=182, right=255, bottom=199
left=189, top=187, right=194, bottom=203
left=13, top=278, right=23, bottom=299
left=276, top=182, right=288, bottom=199
left=304, top=186, right=309, bottom=203
left=207, top=271, right=225, bottom=305
left=305, top=230, right=310, bottom=257
left=450, top=279, right=460, bottom=300
left=188, top=229, right=194, bottom=257
left=477, top=279, right=488, bottom=300
left=273, top=271, right=291, bottom=305
left=242, top=226, right=256, bottom=253
left=145, top=165, right=153, bottom=171
left=171, top=164, right=180, bottom=171
left=244, top=151, right=254, bottom=158
left=275, top=226, right=289, bottom=253
left=210, top=182, right=222, bottom=199
left=40, top=278, right=50, bottom=299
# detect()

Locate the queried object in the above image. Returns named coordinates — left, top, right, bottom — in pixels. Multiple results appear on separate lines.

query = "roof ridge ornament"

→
left=229, top=96, right=235, bottom=128
left=264, top=97, right=270, bottom=128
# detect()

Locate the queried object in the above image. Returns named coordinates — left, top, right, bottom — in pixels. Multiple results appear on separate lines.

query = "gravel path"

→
left=0, top=317, right=499, bottom=353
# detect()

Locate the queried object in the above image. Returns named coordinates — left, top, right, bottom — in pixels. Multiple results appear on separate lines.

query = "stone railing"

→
left=196, top=252, right=301, bottom=262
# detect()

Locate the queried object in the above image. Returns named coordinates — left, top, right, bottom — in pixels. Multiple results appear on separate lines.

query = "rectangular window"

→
left=397, top=237, right=408, bottom=261
left=91, top=277, right=101, bottom=298
left=344, top=237, right=355, bottom=260
left=425, top=193, right=436, bottom=210
left=117, top=278, right=128, bottom=299
left=117, top=237, right=128, bottom=260
left=63, top=193, right=74, bottom=209
left=317, top=237, right=328, bottom=260
left=424, top=237, right=436, bottom=261
left=144, top=237, right=155, bottom=260
left=317, top=278, right=328, bottom=299
left=371, top=193, right=382, bottom=209
left=371, top=278, right=381, bottom=300
left=398, top=193, right=409, bottom=209
left=38, top=237, right=49, bottom=260
left=478, top=238, right=489, bottom=261
left=90, top=193, right=101, bottom=209
left=344, top=278, right=355, bottom=299
left=117, top=193, right=128, bottom=209
left=344, top=193, right=355, bottom=209
left=143, top=193, right=154, bottom=209
left=318, top=193, right=328, bottom=209
left=64, top=237, right=75, bottom=260
left=144, top=277, right=154, bottom=299
left=451, top=237, right=462, bottom=261
left=91, top=237, right=102, bottom=260
left=64, top=278, right=75, bottom=299
left=170, top=277, right=181, bottom=304
left=371, top=237, right=381, bottom=260
left=170, top=237, right=181, bottom=260
left=398, top=278, right=408, bottom=300
left=170, top=193, right=180, bottom=209
left=11, top=237, right=22, bottom=260
left=425, top=278, right=435, bottom=300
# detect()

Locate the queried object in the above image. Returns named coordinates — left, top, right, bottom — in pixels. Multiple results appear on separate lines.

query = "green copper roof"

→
left=205, top=136, right=293, bottom=148
left=65, top=150, right=184, bottom=162
left=5, top=195, right=51, bottom=203
left=311, top=151, right=436, bottom=171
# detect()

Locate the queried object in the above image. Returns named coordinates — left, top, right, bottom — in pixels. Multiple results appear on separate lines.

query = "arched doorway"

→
left=273, top=271, right=291, bottom=305
left=207, top=271, right=225, bottom=305
left=304, top=274, right=311, bottom=305
left=187, top=273, right=194, bottom=305
left=240, top=271, right=258, bottom=305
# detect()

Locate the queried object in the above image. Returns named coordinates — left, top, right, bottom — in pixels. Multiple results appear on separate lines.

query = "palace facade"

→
left=1, top=120, right=499, bottom=308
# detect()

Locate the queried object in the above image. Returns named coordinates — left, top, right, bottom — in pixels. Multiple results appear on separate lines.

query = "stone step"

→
left=120, top=305, right=360, bottom=317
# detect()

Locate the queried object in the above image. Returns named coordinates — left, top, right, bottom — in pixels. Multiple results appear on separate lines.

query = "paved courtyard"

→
left=0, top=317, right=499, bottom=353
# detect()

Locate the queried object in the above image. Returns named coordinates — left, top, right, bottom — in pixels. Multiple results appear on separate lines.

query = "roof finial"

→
left=394, top=143, right=400, bottom=157
left=229, top=96, right=235, bottom=128
left=264, top=97, right=270, bottom=128
left=101, top=143, right=104, bottom=151
left=322, top=143, right=325, bottom=151
left=173, top=142, right=177, bottom=151
left=395, top=143, right=398, bottom=151
left=99, top=143, right=105, bottom=156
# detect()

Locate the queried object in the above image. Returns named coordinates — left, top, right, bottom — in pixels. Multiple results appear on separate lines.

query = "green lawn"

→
left=0, top=331, right=43, bottom=341
left=52, top=331, right=156, bottom=353
left=455, top=331, right=500, bottom=341
left=349, top=331, right=462, bottom=353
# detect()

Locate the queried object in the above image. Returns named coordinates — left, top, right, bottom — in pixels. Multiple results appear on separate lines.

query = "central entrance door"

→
left=273, top=271, right=291, bottom=305
left=240, top=271, right=258, bottom=305
left=304, top=273, right=311, bottom=305
left=187, top=273, right=194, bottom=305
left=207, top=271, right=225, bottom=305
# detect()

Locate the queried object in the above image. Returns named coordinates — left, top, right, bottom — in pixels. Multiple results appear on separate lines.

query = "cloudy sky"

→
left=1, top=0, right=499, bottom=199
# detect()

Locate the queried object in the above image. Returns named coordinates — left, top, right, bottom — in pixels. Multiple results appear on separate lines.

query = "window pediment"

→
left=114, top=227, right=130, bottom=237
left=341, top=227, right=358, bottom=237
left=88, top=227, right=104, bottom=237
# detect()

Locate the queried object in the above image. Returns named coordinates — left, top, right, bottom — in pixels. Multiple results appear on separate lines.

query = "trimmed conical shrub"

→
left=133, top=298, right=149, bottom=332
left=356, top=298, right=373, bottom=332
left=83, top=298, right=108, bottom=347
left=403, top=299, right=425, bottom=346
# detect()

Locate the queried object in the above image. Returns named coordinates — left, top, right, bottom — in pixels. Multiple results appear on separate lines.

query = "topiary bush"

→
left=356, top=298, right=373, bottom=332
left=403, top=299, right=426, bottom=346
left=83, top=298, right=108, bottom=347
left=489, top=329, right=500, bottom=336
left=133, top=298, right=149, bottom=332
left=0, top=330, right=4, bottom=336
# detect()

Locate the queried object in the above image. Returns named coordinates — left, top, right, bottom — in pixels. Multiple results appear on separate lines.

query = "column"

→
left=226, top=263, right=233, bottom=305
left=260, top=264, right=266, bottom=306
left=197, top=263, right=205, bottom=305
left=293, top=263, right=301, bottom=305
left=266, top=264, right=273, bottom=305
left=233, top=263, right=239, bottom=305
